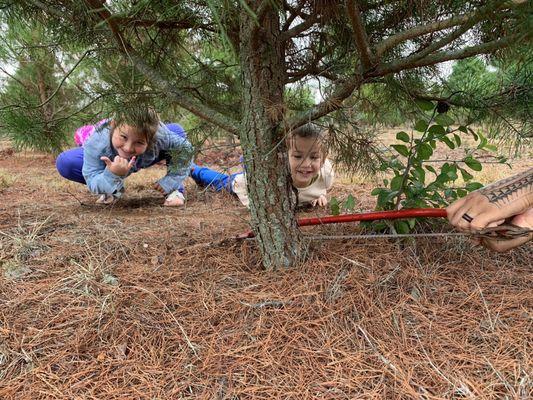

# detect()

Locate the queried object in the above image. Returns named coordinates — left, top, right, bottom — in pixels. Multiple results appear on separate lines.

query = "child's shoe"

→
left=95, top=189, right=123, bottom=204
left=96, top=194, right=118, bottom=204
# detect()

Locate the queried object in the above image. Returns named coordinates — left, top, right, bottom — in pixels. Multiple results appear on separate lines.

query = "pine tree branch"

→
left=286, top=75, right=361, bottom=129
left=406, top=19, right=479, bottom=64
left=374, top=1, right=523, bottom=59
left=280, top=13, right=321, bottom=41
left=282, top=1, right=306, bottom=31
left=370, top=33, right=528, bottom=77
left=346, top=0, right=374, bottom=71
left=82, top=0, right=239, bottom=134
left=109, top=16, right=215, bottom=32
left=25, top=0, right=64, bottom=18
left=130, top=53, right=238, bottom=134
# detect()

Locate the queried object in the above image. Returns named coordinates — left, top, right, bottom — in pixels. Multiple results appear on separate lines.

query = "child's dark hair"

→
left=289, top=123, right=329, bottom=158
left=113, top=106, right=160, bottom=145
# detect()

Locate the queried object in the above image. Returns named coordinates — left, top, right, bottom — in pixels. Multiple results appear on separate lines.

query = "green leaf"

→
left=414, top=120, right=428, bottom=132
left=425, top=165, right=437, bottom=174
left=435, top=173, right=450, bottom=186
left=457, top=189, right=467, bottom=197
left=465, top=182, right=484, bottom=191
left=412, top=166, right=426, bottom=184
left=330, top=197, right=340, bottom=215
left=441, top=136, right=455, bottom=149
left=453, top=133, right=461, bottom=147
left=391, top=144, right=409, bottom=157
left=396, top=131, right=410, bottom=143
left=446, top=168, right=458, bottom=181
left=428, top=124, right=445, bottom=136
left=484, top=144, right=497, bottom=152
left=464, top=156, right=482, bottom=171
left=458, top=125, right=468, bottom=134
left=417, top=143, right=433, bottom=160
left=459, top=168, right=473, bottom=181
left=415, top=99, right=434, bottom=111
left=344, top=194, right=356, bottom=211
left=497, top=156, right=508, bottom=163
left=477, top=136, right=488, bottom=149
left=435, top=114, right=455, bottom=126
left=390, top=175, right=404, bottom=191
left=395, top=220, right=410, bottom=234
left=385, top=190, right=400, bottom=202
left=371, top=188, right=382, bottom=196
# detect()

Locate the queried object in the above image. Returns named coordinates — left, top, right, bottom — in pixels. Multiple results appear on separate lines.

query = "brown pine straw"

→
left=0, top=146, right=531, bottom=399
left=1, top=211, right=531, bottom=399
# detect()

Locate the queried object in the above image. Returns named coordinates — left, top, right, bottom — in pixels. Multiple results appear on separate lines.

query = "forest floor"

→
left=0, top=131, right=531, bottom=399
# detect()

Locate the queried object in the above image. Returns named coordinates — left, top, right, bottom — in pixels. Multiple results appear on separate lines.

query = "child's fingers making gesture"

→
left=100, top=155, right=136, bottom=176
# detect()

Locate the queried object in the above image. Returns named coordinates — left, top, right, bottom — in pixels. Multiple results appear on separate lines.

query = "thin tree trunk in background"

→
left=239, top=6, right=304, bottom=270
left=36, top=63, right=55, bottom=139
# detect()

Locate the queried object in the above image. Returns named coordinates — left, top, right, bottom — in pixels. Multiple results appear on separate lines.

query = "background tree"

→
left=0, top=20, right=89, bottom=153
left=443, top=51, right=532, bottom=146
left=0, top=0, right=530, bottom=269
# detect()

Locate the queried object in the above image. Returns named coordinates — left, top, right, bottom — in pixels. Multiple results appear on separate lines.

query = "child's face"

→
left=111, top=123, right=149, bottom=159
left=288, top=135, right=324, bottom=188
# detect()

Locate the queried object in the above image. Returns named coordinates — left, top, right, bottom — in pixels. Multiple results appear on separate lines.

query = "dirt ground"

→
left=0, top=140, right=531, bottom=399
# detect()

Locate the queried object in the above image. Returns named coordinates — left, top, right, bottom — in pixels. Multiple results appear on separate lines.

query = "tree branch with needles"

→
left=346, top=0, right=375, bottom=71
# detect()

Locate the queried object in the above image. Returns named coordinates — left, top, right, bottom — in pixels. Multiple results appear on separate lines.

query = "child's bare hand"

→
left=311, top=195, right=328, bottom=207
left=101, top=156, right=135, bottom=176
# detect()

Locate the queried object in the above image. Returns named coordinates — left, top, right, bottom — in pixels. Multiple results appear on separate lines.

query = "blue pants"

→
left=190, top=165, right=241, bottom=193
left=56, top=123, right=186, bottom=191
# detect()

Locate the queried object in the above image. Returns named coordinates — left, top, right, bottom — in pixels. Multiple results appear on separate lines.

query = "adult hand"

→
left=311, top=194, right=328, bottom=207
left=477, top=208, right=533, bottom=252
left=101, top=155, right=135, bottom=176
left=446, top=191, right=530, bottom=233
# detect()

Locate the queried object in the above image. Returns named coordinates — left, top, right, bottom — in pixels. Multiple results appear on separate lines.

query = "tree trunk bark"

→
left=239, top=6, right=304, bottom=270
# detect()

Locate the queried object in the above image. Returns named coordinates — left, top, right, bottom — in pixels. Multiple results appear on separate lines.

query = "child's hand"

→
left=311, top=194, right=328, bottom=207
left=100, top=156, right=135, bottom=176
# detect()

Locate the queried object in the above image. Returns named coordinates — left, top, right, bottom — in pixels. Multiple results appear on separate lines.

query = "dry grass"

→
left=0, top=140, right=531, bottom=399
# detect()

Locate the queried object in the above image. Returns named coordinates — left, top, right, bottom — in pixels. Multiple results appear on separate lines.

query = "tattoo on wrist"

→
left=479, top=167, right=533, bottom=207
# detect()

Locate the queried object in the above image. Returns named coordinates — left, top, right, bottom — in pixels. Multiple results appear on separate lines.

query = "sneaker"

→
left=166, top=190, right=185, bottom=202
left=95, top=189, right=123, bottom=204
left=96, top=194, right=118, bottom=204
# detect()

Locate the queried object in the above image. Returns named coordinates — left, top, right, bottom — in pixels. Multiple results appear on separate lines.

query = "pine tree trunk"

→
left=239, top=6, right=304, bottom=270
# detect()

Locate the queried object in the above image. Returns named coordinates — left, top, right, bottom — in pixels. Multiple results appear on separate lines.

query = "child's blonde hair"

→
left=113, top=106, right=160, bottom=145
left=288, top=123, right=329, bottom=159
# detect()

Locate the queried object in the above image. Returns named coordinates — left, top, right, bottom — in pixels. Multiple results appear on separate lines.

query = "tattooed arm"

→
left=446, top=167, right=533, bottom=251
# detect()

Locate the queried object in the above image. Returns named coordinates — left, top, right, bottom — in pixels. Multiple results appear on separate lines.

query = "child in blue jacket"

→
left=56, top=108, right=193, bottom=206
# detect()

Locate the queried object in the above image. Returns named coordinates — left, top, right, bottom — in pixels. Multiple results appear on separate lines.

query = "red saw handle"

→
left=237, top=208, right=448, bottom=239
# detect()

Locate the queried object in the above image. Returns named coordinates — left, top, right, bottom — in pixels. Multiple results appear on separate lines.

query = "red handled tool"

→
left=237, top=208, right=532, bottom=240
